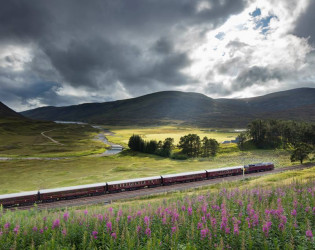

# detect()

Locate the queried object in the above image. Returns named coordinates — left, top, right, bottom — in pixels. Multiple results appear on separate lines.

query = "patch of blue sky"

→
left=250, top=8, right=261, bottom=17
left=215, top=32, right=225, bottom=40
left=255, top=15, right=278, bottom=34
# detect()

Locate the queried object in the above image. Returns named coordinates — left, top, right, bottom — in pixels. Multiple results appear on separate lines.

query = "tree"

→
left=178, top=134, right=201, bottom=157
left=128, top=134, right=143, bottom=151
left=208, top=138, right=219, bottom=156
left=202, top=137, right=219, bottom=157
left=237, top=132, right=247, bottom=150
left=290, top=143, right=313, bottom=164
left=158, top=138, right=174, bottom=157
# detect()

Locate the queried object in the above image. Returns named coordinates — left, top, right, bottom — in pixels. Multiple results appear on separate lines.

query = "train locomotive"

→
left=0, top=162, right=274, bottom=207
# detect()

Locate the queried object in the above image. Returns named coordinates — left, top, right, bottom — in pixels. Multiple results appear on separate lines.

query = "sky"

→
left=0, top=0, right=315, bottom=111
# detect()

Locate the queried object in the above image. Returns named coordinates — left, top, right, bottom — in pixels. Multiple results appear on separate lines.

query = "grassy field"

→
left=106, top=126, right=240, bottom=147
left=1, top=123, right=312, bottom=194
left=0, top=148, right=296, bottom=194
left=1, top=168, right=314, bottom=249
left=0, top=118, right=106, bottom=157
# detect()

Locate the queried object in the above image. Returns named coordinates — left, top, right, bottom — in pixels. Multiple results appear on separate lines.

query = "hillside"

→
left=0, top=102, right=25, bottom=119
left=21, top=88, right=315, bottom=127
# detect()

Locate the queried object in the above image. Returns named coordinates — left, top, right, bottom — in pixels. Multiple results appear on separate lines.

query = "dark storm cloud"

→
left=0, top=0, right=248, bottom=108
left=233, top=66, right=283, bottom=91
left=294, top=0, right=315, bottom=44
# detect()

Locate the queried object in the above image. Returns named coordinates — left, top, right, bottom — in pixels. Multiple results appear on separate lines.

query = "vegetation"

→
left=290, top=143, right=314, bottom=164
left=0, top=169, right=314, bottom=249
left=128, top=133, right=219, bottom=158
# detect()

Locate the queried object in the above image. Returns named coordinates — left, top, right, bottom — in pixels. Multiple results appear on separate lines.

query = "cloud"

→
left=293, top=0, right=315, bottom=45
left=0, top=0, right=249, bottom=109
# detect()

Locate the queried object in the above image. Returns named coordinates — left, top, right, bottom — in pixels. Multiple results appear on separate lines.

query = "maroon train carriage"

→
left=107, top=176, right=162, bottom=192
left=244, top=162, right=274, bottom=174
left=39, top=183, right=106, bottom=202
left=162, top=170, right=207, bottom=184
left=206, top=166, right=243, bottom=179
left=0, top=191, right=39, bottom=207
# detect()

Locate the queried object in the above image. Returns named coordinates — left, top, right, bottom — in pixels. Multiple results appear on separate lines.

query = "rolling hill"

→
left=20, top=88, right=315, bottom=127
left=0, top=102, right=25, bottom=119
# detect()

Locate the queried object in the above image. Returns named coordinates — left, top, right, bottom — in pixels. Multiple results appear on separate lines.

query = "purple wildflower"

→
left=171, top=226, right=177, bottom=234
left=306, top=230, right=313, bottom=240
left=13, top=225, right=20, bottom=235
left=32, top=227, right=37, bottom=232
left=62, top=229, right=67, bottom=236
left=63, top=212, right=69, bottom=221
left=136, top=226, right=141, bottom=234
left=111, top=232, right=117, bottom=239
left=52, top=219, right=60, bottom=229
left=92, top=231, right=98, bottom=239
left=106, top=221, right=112, bottom=232
left=291, top=209, right=297, bottom=217
left=144, top=216, right=150, bottom=226
left=188, top=206, right=193, bottom=216
left=4, top=223, right=10, bottom=229
left=200, top=228, right=209, bottom=239
left=145, top=227, right=151, bottom=237
left=84, top=209, right=88, bottom=215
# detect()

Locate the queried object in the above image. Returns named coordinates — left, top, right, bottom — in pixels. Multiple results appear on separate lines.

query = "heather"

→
left=0, top=181, right=314, bottom=249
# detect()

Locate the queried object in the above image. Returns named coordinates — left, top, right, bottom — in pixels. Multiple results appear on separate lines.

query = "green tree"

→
left=178, top=134, right=201, bottom=157
left=290, top=143, right=313, bottom=164
left=236, top=132, right=247, bottom=150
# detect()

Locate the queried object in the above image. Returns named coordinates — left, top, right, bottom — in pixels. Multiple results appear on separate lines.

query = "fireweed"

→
left=0, top=180, right=314, bottom=249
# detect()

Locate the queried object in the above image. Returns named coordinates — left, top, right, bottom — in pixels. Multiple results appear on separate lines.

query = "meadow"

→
left=1, top=124, right=311, bottom=194
left=0, top=167, right=314, bottom=249
left=0, top=119, right=106, bottom=157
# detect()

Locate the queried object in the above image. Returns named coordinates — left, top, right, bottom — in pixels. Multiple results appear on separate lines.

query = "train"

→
left=0, top=162, right=274, bottom=207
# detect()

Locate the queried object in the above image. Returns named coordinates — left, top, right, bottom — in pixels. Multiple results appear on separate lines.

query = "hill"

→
left=21, top=88, right=315, bottom=127
left=0, top=102, right=25, bottom=119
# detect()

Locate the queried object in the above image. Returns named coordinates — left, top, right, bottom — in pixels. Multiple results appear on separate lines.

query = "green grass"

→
left=1, top=123, right=312, bottom=195
left=0, top=118, right=106, bottom=157
left=106, top=126, right=240, bottom=147
left=0, top=148, right=298, bottom=194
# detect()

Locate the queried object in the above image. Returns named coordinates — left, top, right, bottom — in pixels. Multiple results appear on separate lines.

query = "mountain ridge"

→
left=19, top=87, right=315, bottom=127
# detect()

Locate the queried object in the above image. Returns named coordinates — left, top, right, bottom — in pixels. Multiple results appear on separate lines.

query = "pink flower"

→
left=52, top=219, right=60, bottom=229
left=136, top=226, right=141, bottom=234
left=127, top=215, right=132, bottom=222
left=106, top=221, right=112, bottom=232
left=200, top=228, right=209, bottom=239
left=144, top=216, right=150, bottom=226
left=32, top=227, right=38, bottom=232
left=188, top=207, right=193, bottom=216
left=92, top=231, right=98, bottom=239
left=197, top=222, right=203, bottom=229
left=306, top=230, right=313, bottom=240
left=181, top=205, right=186, bottom=211
left=262, top=221, right=272, bottom=237
left=145, top=227, right=151, bottom=237
left=291, top=209, right=297, bottom=217
left=63, top=212, right=69, bottom=221
left=111, top=232, right=117, bottom=239
left=84, top=210, right=88, bottom=215
left=13, top=225, right=20, bottom=235
left=62, top=229, right=67, bottom=236
left=4, top=223, right=10, bottom=229
left=171, top=226, right=177, bottom=234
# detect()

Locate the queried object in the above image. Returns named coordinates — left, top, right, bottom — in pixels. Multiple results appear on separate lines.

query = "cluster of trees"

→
left=128, top=134, right=219, bottom=158
left=128, top=135, right=174, bottom=157
left=178, top=134, right=219, bottom=157
left=239, top=119, right=315, bottom=163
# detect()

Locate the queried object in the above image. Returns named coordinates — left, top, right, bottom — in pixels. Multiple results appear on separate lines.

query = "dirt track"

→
left=6, top=163, right=314, bottom=212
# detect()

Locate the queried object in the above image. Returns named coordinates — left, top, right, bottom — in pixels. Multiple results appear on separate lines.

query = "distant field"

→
left=106, top=126, right=240, bottom=147
left=0, top=119, right=105, bottom=157
left=1, top=123, right=311, bottom=194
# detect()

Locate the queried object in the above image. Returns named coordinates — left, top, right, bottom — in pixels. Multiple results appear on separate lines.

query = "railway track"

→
left=6, top=163, right=314, bottom=212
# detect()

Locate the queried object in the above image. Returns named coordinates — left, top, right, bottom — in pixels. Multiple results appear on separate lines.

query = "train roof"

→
left=244, top=162, right=273, bottom=167
left=206, top=166, right=243, bottom=172
left=107, top=176, right=161, bottom=185
left=40, top=183, right=106, bottom=194
left=162, top=170, right=207, bottom=178
left=0, top=190, right=38, bottom=200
